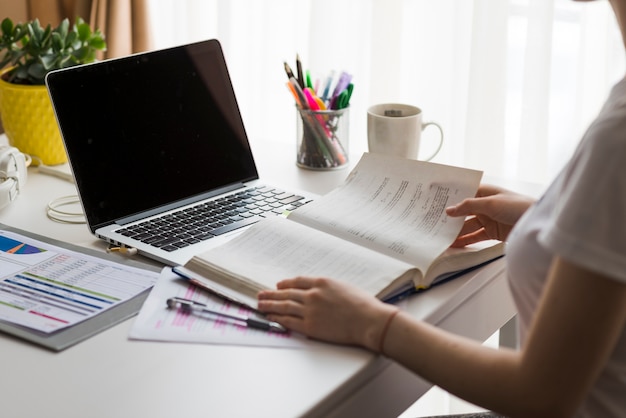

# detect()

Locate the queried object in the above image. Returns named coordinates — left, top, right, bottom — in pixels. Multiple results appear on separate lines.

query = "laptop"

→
left=45, top=39, right=314, bottom=266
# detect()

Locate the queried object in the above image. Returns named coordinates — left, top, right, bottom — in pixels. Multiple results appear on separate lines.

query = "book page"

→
left=288, top=153, right=482, bottom=272
left=188, top=216, right=417, bottom=299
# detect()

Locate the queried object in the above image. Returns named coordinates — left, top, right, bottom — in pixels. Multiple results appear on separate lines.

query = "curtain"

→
left=0, top=0, right=154, bottom=58
left=148, top=0, right=623, bottom=187
left=88, top=0, right=153, bottom=58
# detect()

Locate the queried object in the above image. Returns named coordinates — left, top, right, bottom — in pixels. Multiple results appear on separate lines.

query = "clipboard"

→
left=0, top=223, right=160, bottom=351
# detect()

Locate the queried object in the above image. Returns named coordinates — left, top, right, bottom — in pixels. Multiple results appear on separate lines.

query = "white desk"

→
left=0, top=139, right=517, bottom=418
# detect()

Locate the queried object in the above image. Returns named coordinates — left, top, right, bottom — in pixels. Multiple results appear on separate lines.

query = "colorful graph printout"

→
left=0, top=231, right=158, bottom=333
left=0, top=236, right=45, bottom=254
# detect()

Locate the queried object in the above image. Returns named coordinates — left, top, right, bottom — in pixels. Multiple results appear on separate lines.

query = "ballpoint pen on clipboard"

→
left=166, top=297, right=287, bottom=333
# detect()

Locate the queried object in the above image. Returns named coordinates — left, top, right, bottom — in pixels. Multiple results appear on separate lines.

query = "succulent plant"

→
left=0, top=17, right=106, bottom=85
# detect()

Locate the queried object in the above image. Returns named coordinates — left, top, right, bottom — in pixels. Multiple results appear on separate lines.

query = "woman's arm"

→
left=381, top=256, right=626, bottom=418
left=258, top=256, right=626, bottom=418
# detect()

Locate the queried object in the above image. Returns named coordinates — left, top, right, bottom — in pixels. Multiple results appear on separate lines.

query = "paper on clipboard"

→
left=0, top=230, right=158, bottom=333
left=129, top=267, right=314, bottom=348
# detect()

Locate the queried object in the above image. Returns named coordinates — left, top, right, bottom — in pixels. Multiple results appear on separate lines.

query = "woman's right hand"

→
left=445, top=184, right=536, bottom=247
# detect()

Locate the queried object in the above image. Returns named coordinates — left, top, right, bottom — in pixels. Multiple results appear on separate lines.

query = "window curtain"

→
left=148, top=0, right=623, bottom=187
left=88, top=0, right=153, bottom=58
left=0, top=0, right=154, bottom=58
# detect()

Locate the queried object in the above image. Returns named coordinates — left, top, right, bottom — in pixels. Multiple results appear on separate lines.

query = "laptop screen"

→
left=46, top=39, right=259, bottom=230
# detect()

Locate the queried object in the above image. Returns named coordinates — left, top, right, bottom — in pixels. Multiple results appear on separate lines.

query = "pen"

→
left=166, top=297, right=287, bottom=333
left=296, top=53, right=305, bottom=89
left=283, top=61, right=295, bottom=80
left=172, top=266, right=261, bottom=314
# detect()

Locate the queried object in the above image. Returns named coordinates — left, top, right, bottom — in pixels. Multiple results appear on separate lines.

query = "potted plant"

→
left=0, top=17, right=106, bottom=165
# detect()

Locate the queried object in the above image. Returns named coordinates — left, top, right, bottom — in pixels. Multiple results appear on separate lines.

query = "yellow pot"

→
left=0, top=69, right=67, bottom=165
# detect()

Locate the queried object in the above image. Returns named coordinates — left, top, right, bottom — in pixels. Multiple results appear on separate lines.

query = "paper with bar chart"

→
left=0, top=231, right=158, bottom=333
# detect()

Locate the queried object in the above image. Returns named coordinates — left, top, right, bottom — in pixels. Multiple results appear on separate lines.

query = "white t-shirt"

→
left=507, top=76, right=626, bottom=418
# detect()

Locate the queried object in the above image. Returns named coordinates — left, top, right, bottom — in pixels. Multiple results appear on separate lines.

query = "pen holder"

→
left=296, top=106, right=349, bottom=170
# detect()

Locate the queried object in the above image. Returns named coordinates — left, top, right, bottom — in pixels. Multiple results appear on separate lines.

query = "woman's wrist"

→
left=362, top=305, right=400, bottom=353
left=378, top=309, right=400, bottom=355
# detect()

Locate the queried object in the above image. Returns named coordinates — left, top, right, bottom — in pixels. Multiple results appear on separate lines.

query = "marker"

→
left=304, top=87, right=321, bottom=110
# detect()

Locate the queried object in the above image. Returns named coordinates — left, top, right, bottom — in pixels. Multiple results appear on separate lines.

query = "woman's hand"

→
left=445, top=184, right=535, bottom=247
left=257, top=277, right=397, bottom=351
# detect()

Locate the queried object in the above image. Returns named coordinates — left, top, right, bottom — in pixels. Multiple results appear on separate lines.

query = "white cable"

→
left=38, top=164, right=74, bottom=183
left=23, top=153, right=32, bottom=168
left=46, top=195, right=86, bottom=224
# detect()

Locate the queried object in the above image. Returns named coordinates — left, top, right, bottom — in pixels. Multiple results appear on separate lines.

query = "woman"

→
left=258, top=1, right=626, bottom=417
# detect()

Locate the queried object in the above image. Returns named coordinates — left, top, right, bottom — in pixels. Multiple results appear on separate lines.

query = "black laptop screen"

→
left=46, top=39, right=259, bottom=230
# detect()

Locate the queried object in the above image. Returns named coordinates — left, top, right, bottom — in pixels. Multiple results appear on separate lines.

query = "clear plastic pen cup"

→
left=296, top=106, right=349, bottom=170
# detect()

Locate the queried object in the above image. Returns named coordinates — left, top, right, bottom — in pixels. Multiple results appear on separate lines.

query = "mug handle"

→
left=420, top=121, right=444, bottom=161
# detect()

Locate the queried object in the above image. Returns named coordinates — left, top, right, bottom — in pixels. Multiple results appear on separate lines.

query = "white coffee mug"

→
left=367, top=103, right=443, bottom=161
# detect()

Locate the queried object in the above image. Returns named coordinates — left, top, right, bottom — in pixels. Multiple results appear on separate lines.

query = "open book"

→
left=183, top=153, right=505, bottom=303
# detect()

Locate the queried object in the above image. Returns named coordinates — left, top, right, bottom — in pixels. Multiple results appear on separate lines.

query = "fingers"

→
left=450, top=229, right=492, bottom=247
left=456, top=216, right=483, bottom=237
left=446, top=196, right=487, bottom=218
left=257, top=277, right=320, bottom=318
left=257, top=277, right=323, bottom=302
left=264, top=314, right=305, bottom=332
left=449, top=216, right=491, bottom=247
left=446, top=200, right=471, bottom=217
left=275, top=276, right=321, bottom=290
left=258, top=288, right=304, bottom=303
left=258, top=298, right=304, bottom=316
left=446, top=185, right=504, bottom=218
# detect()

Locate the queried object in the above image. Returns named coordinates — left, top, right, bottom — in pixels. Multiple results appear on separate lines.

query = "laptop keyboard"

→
left=115, top=186, right=311, bottom=252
